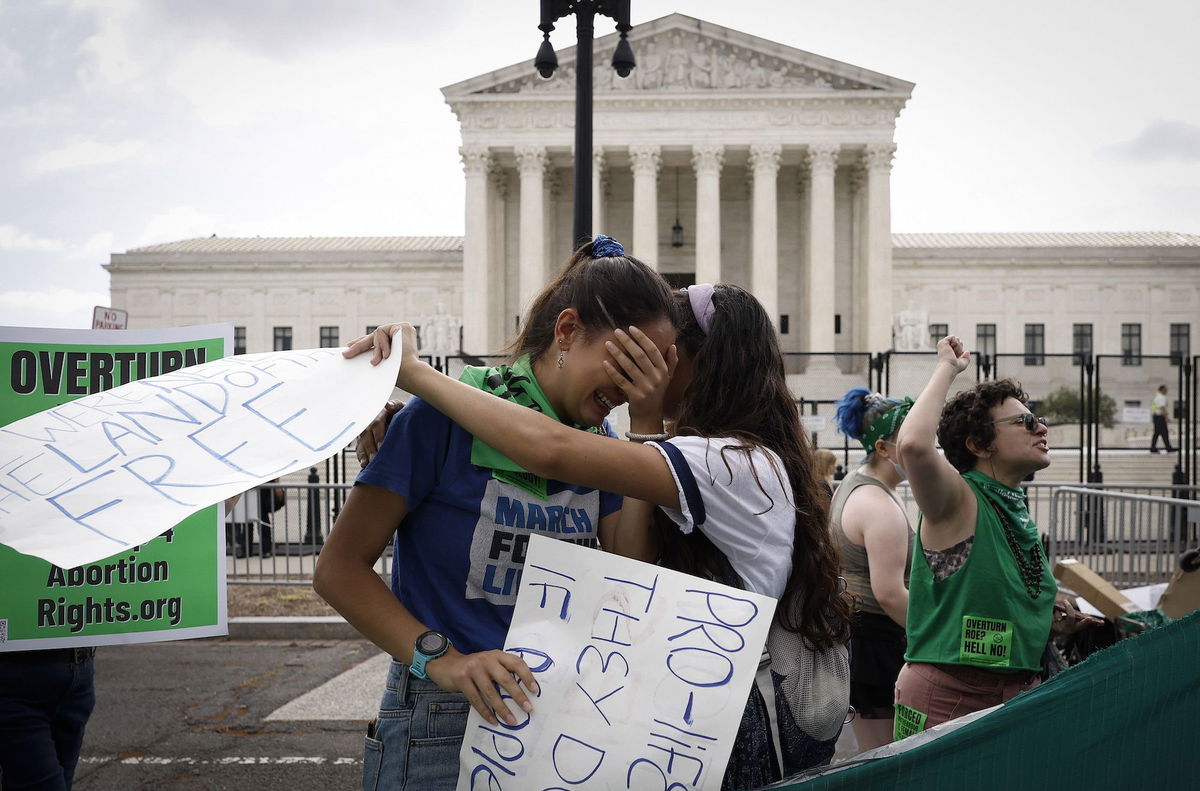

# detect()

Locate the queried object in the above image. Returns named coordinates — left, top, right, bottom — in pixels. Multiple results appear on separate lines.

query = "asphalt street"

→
left=74, top=638, right=384, bottom=791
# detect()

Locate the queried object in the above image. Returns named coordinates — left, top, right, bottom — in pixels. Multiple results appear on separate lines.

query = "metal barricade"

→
left=1048, top=486, right=1200, bottom=588
left=226, top=481, right=382, bottom=585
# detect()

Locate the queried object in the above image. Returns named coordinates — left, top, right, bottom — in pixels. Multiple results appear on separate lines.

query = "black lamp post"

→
left=536, top=0, right=635, bottom=249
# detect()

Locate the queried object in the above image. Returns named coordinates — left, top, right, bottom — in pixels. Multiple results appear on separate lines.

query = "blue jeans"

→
left=362, top=660, right=470, bottom=791
left=0, top=650, right=96, bottom=791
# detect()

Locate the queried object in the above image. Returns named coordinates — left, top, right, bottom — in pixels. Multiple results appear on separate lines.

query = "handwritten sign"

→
left=457, top=535, right=776, bottom=791
left=0, top=337, right=400, bottom=569
left=1, top=323, right=232, bottom=650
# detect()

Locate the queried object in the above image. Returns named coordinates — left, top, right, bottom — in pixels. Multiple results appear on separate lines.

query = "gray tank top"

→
left=831, top=465, right=913, bottom=616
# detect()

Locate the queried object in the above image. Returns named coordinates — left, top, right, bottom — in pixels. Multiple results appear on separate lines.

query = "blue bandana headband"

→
left=591, top=234, right=624, bottom=258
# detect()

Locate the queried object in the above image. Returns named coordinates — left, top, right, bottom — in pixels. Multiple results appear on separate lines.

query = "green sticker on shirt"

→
left=960, top=615, right=1014, bottom=666
left=894, top=703, right=927, bottom=740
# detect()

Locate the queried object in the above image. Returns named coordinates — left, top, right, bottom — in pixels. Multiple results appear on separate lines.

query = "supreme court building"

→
left=107, top=14, right=1199, bottom=379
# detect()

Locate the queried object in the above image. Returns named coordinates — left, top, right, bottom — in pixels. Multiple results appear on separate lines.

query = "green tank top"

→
left=905, top=471, right=1056, bottom=672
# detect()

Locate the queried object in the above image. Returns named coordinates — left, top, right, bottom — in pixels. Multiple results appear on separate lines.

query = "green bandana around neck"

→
left=963, top=469, right=1046, bottom=599
left=458, top=355, right=605, bottom=500
left=861, top=397, right=914, bottom=452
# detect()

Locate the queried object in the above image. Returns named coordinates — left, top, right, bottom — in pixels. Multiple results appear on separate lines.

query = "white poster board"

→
left=0, top=343, right=400, bottom=568
left=458, top=535, right=776, bottom=791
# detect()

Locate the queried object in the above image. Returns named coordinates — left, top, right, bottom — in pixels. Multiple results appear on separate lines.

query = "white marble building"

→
left=105, top=14, right=1199, bottom=371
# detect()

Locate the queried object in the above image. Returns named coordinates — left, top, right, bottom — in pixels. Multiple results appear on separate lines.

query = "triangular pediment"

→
left=443, top=13, right=913, bottom=99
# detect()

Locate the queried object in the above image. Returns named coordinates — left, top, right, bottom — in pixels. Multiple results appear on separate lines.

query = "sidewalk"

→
left=227, top=584, right=360, bottom=640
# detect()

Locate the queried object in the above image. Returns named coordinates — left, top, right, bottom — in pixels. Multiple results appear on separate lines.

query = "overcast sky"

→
left=3, top=0, right=1198, bottom=328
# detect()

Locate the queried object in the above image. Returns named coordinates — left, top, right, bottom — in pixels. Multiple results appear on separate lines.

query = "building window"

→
left=1072, top=323, right=1092, bottom=366
left=976, top=323, right=996, bottom=362
left=929, top=323, right=948, bottom=349
left=1170, top=323, right=1190, bottom=365
left=1024, top=323, right=1045, bottom=366
left=234, top=326, right=246, bottom=356
left=319, top=326, right=339, bottom=348
left=273, top=326, right=293, bottom=351
left=1121, top=323, right=1141, bottom=366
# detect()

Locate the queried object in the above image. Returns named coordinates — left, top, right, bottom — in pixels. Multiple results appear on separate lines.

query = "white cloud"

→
left=1104, top=121, right=1200, bottom=163
left=133, top=206, right=222, bottom=248
left=27, top=137, right=146, bottom=176
left=0, top=288, right=109, bottom=329
left=0, top=224, right=65, bottom=252
left=74, top=0, right=144, bottom=91
left=70, top=230, right=116, bottom=262
left=0, top=40, right=23, bottom=84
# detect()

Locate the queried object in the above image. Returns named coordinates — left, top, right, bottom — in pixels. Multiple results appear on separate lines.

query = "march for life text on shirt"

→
left=457, top=535, right=776, bottom=791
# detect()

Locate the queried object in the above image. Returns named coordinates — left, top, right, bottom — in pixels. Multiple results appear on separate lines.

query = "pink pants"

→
left=893, top=661, right=1039, bottom=733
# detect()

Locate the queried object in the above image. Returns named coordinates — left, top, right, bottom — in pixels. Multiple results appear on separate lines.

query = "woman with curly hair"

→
left=892, top=334, right=1078, bottom=738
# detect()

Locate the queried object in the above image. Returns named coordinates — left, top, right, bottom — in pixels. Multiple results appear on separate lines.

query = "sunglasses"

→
left=991, top=413, right=1048, bottom=433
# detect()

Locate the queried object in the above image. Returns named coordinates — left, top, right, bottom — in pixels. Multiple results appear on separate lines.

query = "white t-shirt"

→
left=1153, top=392, right=1167, bottom=416
left=649, top=435, right=795, bottom=599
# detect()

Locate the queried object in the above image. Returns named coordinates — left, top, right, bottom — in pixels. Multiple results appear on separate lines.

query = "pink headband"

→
left=687, top=284, right=716, bottom=335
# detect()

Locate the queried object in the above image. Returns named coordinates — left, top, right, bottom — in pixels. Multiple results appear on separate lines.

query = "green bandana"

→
left=458, top=355, right=605, bottom=500
left=860, top=397, right=914, bottom=452
left=963, top=469, right=1046, bottom=599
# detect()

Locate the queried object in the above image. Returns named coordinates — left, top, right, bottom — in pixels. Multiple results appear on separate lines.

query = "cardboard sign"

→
left=0, top=334, right=401, bottom=569
left=457, top=535, right=776, bottom=791
left=0, top=324, right=231, bottom=650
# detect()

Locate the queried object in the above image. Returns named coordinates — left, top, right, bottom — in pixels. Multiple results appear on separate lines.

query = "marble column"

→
left=864, top=143, right=896, bottom=354
left=849, top=163, right=867, bottom=357
left=515, top=145, right=547, bottom=318
left=592, top=148, right=607, bottom=238
left=630, top=144, right=661, bottom=266
left=749, top=143, right=782, bottom=326
left=805, top=143, right=839, bottom=352
left=460, top=146, right=492, bottom=353
left=692, top=144, right=724, bottom=285
left=487, top=159, right=508, bottom=350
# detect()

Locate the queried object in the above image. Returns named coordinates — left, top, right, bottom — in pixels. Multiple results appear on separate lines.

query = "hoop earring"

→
left=557, top=349, right=565, bottom=368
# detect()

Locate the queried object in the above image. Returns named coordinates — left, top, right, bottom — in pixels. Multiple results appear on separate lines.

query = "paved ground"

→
left=75, top=638, right=383, bottom=791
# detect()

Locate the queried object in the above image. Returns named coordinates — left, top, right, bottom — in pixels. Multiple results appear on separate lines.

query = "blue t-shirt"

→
left=356, top=396, right=623, bottom=655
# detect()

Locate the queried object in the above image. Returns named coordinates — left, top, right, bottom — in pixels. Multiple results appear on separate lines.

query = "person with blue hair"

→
left=831, top=386, right=915, bottom=751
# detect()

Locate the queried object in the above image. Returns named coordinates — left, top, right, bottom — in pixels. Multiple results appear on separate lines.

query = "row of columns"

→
left=461, top=142, right=896, bottom=354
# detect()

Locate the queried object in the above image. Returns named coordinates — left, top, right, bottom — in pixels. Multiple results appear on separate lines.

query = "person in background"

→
left=314, top=236, right=679, bottom=791
left=1150, top=384, right=1174, bottom=453
left=814, top=448, right=838, bottom=496
left=831, top=387, right=914, bottom=751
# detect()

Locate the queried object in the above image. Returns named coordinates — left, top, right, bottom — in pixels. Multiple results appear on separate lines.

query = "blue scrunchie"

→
left=591, top=234, right=625, bottom=259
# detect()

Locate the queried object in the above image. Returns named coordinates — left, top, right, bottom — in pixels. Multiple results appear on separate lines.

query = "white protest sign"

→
left=0, top=345, right=400, bottom=568
left=457, top=534, right=776, bottom=791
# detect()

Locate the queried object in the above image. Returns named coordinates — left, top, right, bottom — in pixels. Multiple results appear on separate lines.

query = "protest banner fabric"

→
left=0, top=334, right=401, bottom=569
left=457, top=535, right=777, bottom=791
left=0, top=324, right=230, bottom=650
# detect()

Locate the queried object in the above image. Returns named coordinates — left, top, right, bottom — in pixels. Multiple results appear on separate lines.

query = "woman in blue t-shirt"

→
left=313, top=236, right=678, bottom=791
left=357, top=282, right=853, bottom=789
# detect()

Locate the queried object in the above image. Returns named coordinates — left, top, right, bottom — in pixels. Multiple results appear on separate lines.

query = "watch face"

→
left=416, top=631, right=448, bottom=655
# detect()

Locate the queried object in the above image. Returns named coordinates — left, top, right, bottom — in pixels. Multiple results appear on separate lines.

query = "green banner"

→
left=0, top=324, right=232, bottom=649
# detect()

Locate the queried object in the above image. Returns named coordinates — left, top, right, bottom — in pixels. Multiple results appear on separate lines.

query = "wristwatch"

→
left=410, top=630, right=451, bottom=679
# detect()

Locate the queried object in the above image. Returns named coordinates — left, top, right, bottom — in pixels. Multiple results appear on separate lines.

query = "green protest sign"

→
left=0, top=324, right=231, bottom=649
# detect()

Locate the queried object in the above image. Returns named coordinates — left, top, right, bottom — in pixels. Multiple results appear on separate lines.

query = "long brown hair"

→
left=660, top=284, right=851, bottom=649
left=505, top=238, right=679, bottom=362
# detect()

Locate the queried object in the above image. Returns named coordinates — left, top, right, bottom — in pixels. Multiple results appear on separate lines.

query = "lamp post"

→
left=535, top=0, right=635, bottom=249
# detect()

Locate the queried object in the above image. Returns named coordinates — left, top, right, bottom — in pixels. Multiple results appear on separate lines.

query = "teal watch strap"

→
left=410, top=630, right=450, bottom=679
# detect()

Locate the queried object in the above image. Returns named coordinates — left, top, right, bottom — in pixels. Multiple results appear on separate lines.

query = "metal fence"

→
left=1047, top=487, right=1200, bottom=589
left=228, top=479, right=1200, bottom=586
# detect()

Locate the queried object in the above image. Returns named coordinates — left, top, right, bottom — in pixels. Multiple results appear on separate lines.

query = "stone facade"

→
left=104, top=14, right=1199, bottom=373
